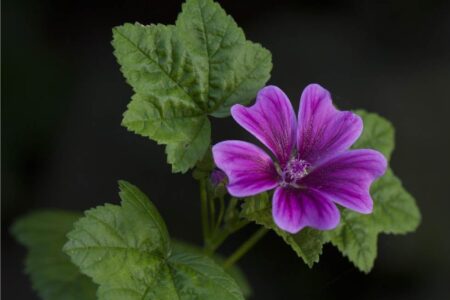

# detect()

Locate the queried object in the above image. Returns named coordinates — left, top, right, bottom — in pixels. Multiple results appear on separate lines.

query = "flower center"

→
left=280, top=158, right=311, bottom=188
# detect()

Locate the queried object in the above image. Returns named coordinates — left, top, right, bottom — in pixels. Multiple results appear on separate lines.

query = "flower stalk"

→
left=222, top=227, right=269, bottom=269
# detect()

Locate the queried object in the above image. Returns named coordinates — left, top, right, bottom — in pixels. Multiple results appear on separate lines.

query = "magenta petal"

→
left=231, top=86, right=297, bottom=166
left=272, top=187, right=340, bottom=233
left=212, top=141, right=279, bottom=197
left=303, top=149, right=387, bottom=214
left=297, top=84, right=363, bottom=165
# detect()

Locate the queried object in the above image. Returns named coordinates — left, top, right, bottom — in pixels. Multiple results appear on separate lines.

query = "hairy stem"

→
left=222, top=227, right=269, bottom=269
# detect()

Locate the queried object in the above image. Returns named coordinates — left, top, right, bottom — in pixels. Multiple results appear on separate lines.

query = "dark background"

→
left=3, top=0, right=450, bottom=299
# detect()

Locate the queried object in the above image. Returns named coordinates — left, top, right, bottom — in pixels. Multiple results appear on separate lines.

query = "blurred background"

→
left=3, top=0, right=450, bottom=299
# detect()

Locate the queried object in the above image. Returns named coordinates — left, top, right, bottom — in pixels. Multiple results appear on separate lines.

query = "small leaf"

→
left=240, top=193, right=325, bottom=267
left=64, top=181, right=244, bottom=300
left=353, top=110, right=395, bottom=160
left=113, top=0, right=272, bottom=172
left=11, top=211, right=97, bottom=300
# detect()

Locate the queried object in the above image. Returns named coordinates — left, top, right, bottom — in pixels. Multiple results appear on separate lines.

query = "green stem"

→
left=199, top=178, right=209, bottom=244
left=205, top=220, right=250, bottom=255
left=213, top=196, right=225, bottom=234
left=222, top=227, right=269, bottom=269
left=209, top=194, right=216, bottom=230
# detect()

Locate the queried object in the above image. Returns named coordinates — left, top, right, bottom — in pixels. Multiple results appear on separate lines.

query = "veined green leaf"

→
left=240, top=193, right=325, bottom=268
left=328, top=210, right=378, bottom=273
left=172, top=240, right=252, bottom=298
left=371, top=169, right=421, bottom=234
left=176, top=0, right=271, bottom=116
left=113, top=0, right=272, bottom=173
left=165, top=118, right=211, bottom=173
left=64, top=181, right=244, bottom=300
left=11, top=211, right=97, bottom=300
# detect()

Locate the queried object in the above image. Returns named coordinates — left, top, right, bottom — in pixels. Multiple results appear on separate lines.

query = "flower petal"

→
left=231, top=86, right=296, bottom=166
left=272, top=187, right=340, bottom=233
left=303, top=149, right=387, bottom=214
left=212, top=141, right=279, bottom=197
left=297, top=84, right=363, bottom=165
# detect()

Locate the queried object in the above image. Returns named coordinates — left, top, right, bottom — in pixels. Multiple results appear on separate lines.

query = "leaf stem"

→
left=199, top=178, right=209, bottom=244
left=207, top=220, right=250, bottom=254
left=213, top=196, right=225, bottom=234
left=209, top=193, right=216, bottom=230
left=222, top=227, right=269, bottom=269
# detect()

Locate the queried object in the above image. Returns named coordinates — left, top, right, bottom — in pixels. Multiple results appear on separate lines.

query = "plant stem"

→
left=213, top=196, right=225, bottom=234
left=222, top=227, right=269, bottom=269
left=209, top=193, right=216, bottom=230
left=207, top=220, right=250, bottom=254
left=199, top=178, right=209, bottom=244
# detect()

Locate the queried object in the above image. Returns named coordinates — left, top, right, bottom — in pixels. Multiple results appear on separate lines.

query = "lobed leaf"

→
left=113, top=0, right=272, bottom=173
left=64, top=181, right=244, bottom=300
left=327, top=111, right=421, bottom=272
left=11, top=211, right=97, bottom=300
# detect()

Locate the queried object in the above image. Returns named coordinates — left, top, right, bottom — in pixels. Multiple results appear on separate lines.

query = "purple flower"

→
left=212, top=84, right=387, bottom=233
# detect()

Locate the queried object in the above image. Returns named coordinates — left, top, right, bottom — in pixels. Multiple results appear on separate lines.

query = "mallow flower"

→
left=212, top=84, right=387, bottom=233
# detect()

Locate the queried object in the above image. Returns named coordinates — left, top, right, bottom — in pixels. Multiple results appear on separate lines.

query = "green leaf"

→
left=240, top=193, right=326, bottom=267
left=165, top=118, right=211, bottom=173
left=172, top=240, right=252, bottom=298
left=192, top=147, right=214, bottom=180
left=113, top=0, right=272, bottom=172
left=371, top=169, right=421, bottom=234
left=176, top=0, right=272, bottom=117
left=327, top=210, right=378, bottom=273
left=327, top=111, right=421, bottom=272
left=11, top=211, right=97, bottom=300
left=353, top=110, right=395, bottom=160
left=64, top=181, right=244, bottom=300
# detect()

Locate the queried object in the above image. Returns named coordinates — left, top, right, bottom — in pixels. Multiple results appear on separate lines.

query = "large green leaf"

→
left=114, top=0, right=272, bottom=173
left=11, top=211, right=97, bottom=300
left=64, top=181, right=244, bottom=300
left=326, top=111, right=421, bottom=272
left=240, top=193, right=326, bottom=268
